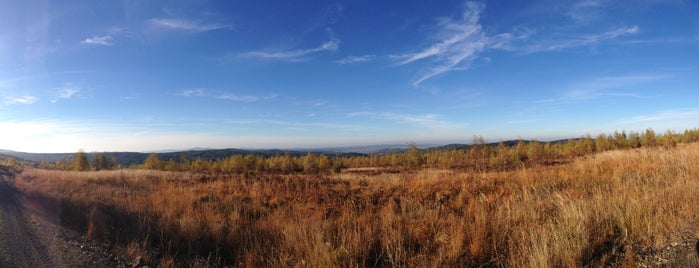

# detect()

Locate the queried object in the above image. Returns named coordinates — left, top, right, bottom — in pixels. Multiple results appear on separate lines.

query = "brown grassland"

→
left=6, top=133, right=699, bottom=267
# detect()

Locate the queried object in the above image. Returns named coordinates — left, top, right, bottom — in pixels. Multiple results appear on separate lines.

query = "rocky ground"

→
left=635, top=228, right=699, bottom=267
left=605, top=219, right=699, bottom=267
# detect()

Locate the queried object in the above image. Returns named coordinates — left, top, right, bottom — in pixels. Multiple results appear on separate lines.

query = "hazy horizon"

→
left=2, top=1, right=698, bottom=153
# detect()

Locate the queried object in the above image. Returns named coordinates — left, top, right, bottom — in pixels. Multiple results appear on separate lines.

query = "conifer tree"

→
left=73, top=150, right=90, bottom=171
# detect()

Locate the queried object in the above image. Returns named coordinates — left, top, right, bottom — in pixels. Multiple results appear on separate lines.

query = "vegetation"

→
left=4, top=128, right=699, bottom=267
left=22, top=128, right=699, bottom=175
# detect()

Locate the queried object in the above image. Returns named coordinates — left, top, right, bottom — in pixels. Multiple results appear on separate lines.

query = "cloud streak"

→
left=178, top=88, right=206, bottom=97
left=216, top=94, right=260, bottom=102
left=149, top=18, right=232, bottom=32
left=347, top=111, right=462, bottom=130
left=394, top=2, right=514, bottom=87
left=564, top=74, right=667, bottom=100
left=517, top=26, right=639, bottom=53
left=241, top=39, right=339, bottom=61
left=336, top=54, right=375, bottom=64
left=395, top=1, right=640, bottom=86
left=57, top=86, right=80, bottom=99
left=3, top=96, right=38, bottom=105
left=177, top=89, right=277, bottom=102
left=620, top=109, right=699, bottom=125
left=81, top=35, right=114, bottom=46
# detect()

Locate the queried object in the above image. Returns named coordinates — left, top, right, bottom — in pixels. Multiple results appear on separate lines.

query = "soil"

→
left=630, top=223, right=699, bottom=267
left=0, top=179, right=130, bottom=268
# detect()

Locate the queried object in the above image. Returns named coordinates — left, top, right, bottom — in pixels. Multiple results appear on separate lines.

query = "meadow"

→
left=7, top=129, right=699, bottom=267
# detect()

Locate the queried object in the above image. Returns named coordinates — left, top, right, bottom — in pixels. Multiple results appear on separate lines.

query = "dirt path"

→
left=0, top=178, right=128, bottom=268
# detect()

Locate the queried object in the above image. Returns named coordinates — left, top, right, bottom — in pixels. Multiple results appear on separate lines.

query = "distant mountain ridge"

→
left=0, top=139, right=569, bottom=166
left=0, top=148, right=366, bottom=167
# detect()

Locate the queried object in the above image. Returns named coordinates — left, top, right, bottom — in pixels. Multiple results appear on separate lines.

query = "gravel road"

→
left=0, top=176, right=128, bottom=268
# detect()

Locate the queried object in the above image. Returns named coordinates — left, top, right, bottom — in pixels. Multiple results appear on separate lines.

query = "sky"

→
left=1, top=0, right=699, bottom=153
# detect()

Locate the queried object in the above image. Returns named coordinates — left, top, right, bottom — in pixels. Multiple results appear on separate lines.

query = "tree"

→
left=280, top=152, right=295, bottom=173
left=405, top=142, right=423, bottom=169
left=143, top=153, right=163, bottom=170
left=73, top=150, right=91, bottom=171
left=191, top=157, right=206, bottom=172
left=92, top=153, right=114, bottom=171
left=318, top=154, right=331, bottom=172
left=613, top=130, right=628, bottom=149
left=641, top=128, right=657, bottom=147
left=302, top=152, right=319, bottom=173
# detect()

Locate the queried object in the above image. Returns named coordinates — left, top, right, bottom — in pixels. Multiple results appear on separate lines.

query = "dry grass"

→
left=11, top=144, right=699, bottom=267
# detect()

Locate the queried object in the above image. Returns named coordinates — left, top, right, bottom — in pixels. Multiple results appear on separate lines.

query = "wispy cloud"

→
left=347, top=111, right=461, bottom=130
left=58, top=87, right=79, bottom=99
left=564, top=74, right=666, bottom=100
left=517, top=26, right=639, bottom=53
left=620, top=109, right=699, bottom=125
left=81, top=35, right=114, bottom=46
left=216, top=94, right=260, bottom=102
left=223, top=118, right=371, bottom=132
left=567, top=0, right=605, bottom=24
left=241, top=39, right=340, bottom=61
left=530, top=74, right=666, bottom=106
left=149, top=18, right=232, bottom=32
left=336, top=54, right=375, bottom=64
left=3, top=96, right=38, bottom=105
left=177, top=88, right=277, bottom=102
left=51, top=84, right=88, bottom=103
left=395, top=1, right=641, bottom=86
left=178, top=88, right=206, bottom=97
left=393, top=2, right=514, bottom=87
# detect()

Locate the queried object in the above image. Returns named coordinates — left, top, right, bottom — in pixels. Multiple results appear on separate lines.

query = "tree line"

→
left=23, top=128, right=699, bottom=173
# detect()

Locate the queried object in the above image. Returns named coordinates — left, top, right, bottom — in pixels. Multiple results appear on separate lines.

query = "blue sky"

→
left=1, top=0, right=698, bottom=153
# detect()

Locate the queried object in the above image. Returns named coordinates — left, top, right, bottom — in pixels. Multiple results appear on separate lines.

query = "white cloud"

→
left=178, top=88, right=206, bottom=97
left=241, top=39, right=340, bottom=61
left=149, top=18, right=231, bottom=32
left=394, top=2, right=512, bottom=87
left=58, top=87, right=79, bottom=99
left=530, top=74, right=666, bottom=106
left=336, top=54, right=375, bottom=64
left=564, top=74, right=667, bottom=100
left=3, top=96, right=38, bottom=105
left=567, top=0, right=605, bottom=24
left=81, top=35, right=114, bottom=46
left=620, top=109, right=699, bottom=125
left=217, top=93, right=278, bottom=102
left=347, top=111, right=463, bottom=131
left=516, top=26, right=639, bottom=53
left=177, top=88, right=277, bottom=102
left=216, top=94, right=258, bottom=102
left=51, top=84, right=88, bottom=103
left=395, top=1, right=641, bottom=86
left=222, top=118, right=371, bottom=133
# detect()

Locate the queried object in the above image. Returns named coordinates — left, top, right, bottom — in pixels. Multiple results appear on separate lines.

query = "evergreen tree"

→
left=73, top=151, right=91, bottom=171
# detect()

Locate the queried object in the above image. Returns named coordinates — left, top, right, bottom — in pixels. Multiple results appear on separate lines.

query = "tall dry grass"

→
left=11, top=144, right=699, bottom=267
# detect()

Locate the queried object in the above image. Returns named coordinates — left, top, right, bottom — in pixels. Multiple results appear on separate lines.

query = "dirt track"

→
left=0, top=169, right=127, bottom=268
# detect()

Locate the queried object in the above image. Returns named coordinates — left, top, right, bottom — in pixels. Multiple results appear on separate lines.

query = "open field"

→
left=7, top=143, right=699, bottom=267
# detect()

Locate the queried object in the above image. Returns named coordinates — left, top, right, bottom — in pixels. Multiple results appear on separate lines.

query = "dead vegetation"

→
left=8, top=142, right=699, bottom=267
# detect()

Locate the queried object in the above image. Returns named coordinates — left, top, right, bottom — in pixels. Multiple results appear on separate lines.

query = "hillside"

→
left=0, top=148, right=367, bottom=167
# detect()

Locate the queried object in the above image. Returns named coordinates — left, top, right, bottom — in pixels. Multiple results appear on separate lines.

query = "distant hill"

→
left=311, top=144, right=412, bottom=155
left=429, top=139, right=580, bottom=152
left=0, top=139, right=574, bottom=167
left=0, top=150, right=73, bottom=163
left=0, top=148, right=366, bottom=167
